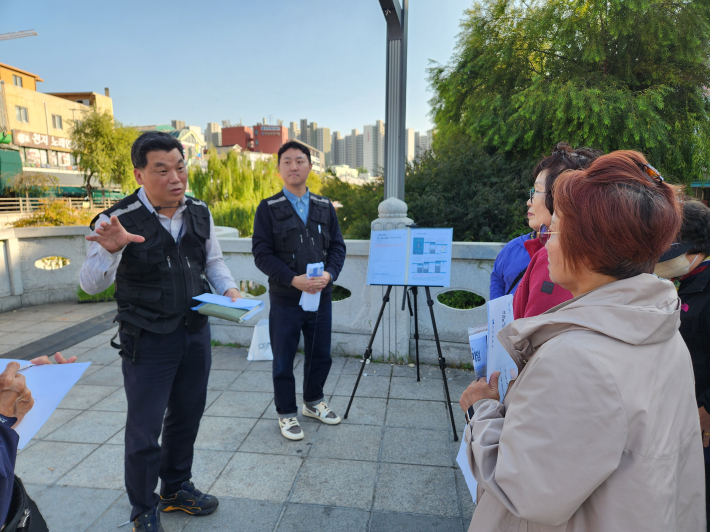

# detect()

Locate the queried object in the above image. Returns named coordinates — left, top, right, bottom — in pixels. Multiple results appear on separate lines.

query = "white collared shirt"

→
left=79, top=187, right=237, bottom=297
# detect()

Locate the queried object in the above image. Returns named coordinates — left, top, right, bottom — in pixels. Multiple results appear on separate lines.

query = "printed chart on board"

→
left=366, top=227, right=453, bottom=287
left=407, top=228, right=453, bottom=288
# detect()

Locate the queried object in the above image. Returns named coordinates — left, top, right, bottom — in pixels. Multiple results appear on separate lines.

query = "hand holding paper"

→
left=300, top=262, right=324, bottom=311
left=0, top=359, right=91, bottom=448
left=0, top=362, right=34, bottom=428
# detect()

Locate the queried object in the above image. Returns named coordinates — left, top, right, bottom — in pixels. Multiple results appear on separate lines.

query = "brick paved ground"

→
left=5, top=303, right=477, bottom=532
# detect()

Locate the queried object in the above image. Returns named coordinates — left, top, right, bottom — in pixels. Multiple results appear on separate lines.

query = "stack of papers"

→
left=192, top=293, right=264, bottom=323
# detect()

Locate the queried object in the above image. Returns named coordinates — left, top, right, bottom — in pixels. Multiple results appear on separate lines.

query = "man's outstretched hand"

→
left=86, top=215, right=145, bottom=253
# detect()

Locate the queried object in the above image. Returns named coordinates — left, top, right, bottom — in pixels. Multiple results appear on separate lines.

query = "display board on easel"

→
left=366, top=228, right=453, bottom=287
left=345, top=226, right=459, bottom=441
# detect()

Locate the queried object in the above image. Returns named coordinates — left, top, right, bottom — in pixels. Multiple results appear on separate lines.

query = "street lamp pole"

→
left=380, top=0, right=408, bottom=201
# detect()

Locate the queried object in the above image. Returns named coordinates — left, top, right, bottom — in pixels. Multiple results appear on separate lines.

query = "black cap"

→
left=658, top=241, right=694, bottom=263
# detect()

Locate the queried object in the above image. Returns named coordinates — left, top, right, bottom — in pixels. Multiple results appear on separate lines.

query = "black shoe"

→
left=133, top=507, right=163, bottom=532
left=158, top=481, right=219, bottom=516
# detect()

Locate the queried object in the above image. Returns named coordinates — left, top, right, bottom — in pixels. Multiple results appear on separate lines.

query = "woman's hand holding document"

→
left=192, top=293, right=265, bottom=323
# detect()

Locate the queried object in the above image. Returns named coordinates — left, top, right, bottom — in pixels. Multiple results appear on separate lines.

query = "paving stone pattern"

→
left=9, top=303, right=479, bottom=532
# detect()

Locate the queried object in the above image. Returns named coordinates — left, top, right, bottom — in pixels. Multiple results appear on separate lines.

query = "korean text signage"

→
left=12, top=130, right=74, bottom=152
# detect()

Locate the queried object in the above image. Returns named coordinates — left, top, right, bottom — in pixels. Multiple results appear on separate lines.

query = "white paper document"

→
left=0, top=360, right=91, bottom=449
left=486, top=295, right=518, bottom=402
left=366, top=228, right=453, bottom=287
left=366, top=229, right=408, bottom=286
left=193, top=293, right=263, bottom=310
left=456, top=439, right=478, bottom=504
left=299, top=291, right=320, bottom=312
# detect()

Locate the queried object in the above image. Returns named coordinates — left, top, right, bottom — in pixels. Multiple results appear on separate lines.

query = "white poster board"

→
left=366, top=228, right=453, bottom=287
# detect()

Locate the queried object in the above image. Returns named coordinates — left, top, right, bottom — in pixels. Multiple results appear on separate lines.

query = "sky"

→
left=0, top=0, right=471, bottom=135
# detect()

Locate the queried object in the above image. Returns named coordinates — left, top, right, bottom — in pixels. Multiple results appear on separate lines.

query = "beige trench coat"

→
left=465, top=274, right=705, bottom=531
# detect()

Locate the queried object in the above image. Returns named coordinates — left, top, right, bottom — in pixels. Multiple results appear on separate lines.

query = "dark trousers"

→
left=121, top=322, right=211, bottom=521
left=706, top=462, right=710, bottom=532
left=270, top=293, right=332, bottom=416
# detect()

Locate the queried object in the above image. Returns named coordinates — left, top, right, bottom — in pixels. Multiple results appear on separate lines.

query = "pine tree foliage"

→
left=429, top=0, right=710, bottom=182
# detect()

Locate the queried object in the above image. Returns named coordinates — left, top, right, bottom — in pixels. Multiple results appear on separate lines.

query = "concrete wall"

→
left=0, top=227, right=503, bottom=365
left=0, top=226, right=90, bottom=312
left=214, top=236, right=503, bottom=366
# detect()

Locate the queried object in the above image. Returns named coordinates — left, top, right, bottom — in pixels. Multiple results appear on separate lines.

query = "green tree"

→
left=405, top=136, right=531, bottom=242
left=6, top=171, right=58, bottom=212
left=429, top=0, right=710, bottom=183
left=70, top=107, right=138, bottom=203
left=322, top=177, right=383, bottom=239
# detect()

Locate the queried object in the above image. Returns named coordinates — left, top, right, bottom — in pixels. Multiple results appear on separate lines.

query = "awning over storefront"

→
left=0, top=149, right=22, bottom=179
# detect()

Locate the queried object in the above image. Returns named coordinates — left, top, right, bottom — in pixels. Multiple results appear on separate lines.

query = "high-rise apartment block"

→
left=307, top=122, right=318, bottom=148
left=206, top=122, right=222, bottom=147
left=288, top=121, right=300, bottom=141
left=316, top=127, right=331, bottom=167
left=332, top=131, right=345, bottom=165
left=336, top=138, right=346, bottom=166
left=345, top=129, right=358, bottom=169
left=415, top=130, right=434, bottom=159
left=356, top=133, right=364, bottom=170
left=171, top=119, right=186, bottom=130
left=299, top=119, right=308, bottom=144
left=363, top=120, right=385, bottom=176
left=404, top=128, right=415, bottom=162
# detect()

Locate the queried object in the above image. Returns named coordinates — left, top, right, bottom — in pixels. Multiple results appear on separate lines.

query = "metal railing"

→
left=0, top=197, right=119, bottom=214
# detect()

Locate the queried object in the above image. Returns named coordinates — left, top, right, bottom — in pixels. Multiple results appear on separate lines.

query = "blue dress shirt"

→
left=282, top=187, right=310, bottom=225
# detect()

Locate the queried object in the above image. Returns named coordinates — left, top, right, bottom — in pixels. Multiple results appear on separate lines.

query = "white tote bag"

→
left=247, top=319, right=273, bottom=361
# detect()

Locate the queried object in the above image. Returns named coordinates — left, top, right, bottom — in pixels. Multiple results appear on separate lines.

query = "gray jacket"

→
left=465, top=274, right=705, bottom=531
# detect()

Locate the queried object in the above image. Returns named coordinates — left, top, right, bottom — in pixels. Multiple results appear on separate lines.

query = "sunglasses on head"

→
left=639, top=163, right=665, bottom=184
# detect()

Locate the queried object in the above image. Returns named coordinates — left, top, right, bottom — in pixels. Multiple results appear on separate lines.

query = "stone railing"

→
left=217, top=236, right=503, bottom=366
left=0, top=226, right=504, bottom=366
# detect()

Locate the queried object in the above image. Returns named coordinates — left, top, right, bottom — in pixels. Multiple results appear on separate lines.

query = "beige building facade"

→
left=0, top=62, right=114, bottom=193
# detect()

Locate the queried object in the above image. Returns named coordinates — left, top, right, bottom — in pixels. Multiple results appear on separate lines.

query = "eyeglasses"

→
left=529, top=188, right=545, bottom=202
left=640, top=163, right=665, bottom=184
left=538, top=223, right=559, bottom=245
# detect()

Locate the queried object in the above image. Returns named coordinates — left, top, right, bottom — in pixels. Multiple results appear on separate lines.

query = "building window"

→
left=15, top=106, right=28, bottom=123
left=12, top=75, right=22, bottom=88
left=52, top=115, right=63, bottom=130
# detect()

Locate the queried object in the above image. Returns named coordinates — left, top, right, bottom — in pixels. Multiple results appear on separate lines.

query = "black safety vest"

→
left=91, top=190, right=212, bottom=334
left=266, top=191, right=332, bottom=297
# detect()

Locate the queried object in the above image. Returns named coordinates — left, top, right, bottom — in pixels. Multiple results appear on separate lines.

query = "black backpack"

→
left=4, top=476, right=47, bottom=532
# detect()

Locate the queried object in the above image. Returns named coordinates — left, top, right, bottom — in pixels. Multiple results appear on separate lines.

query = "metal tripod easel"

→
left=343, top=285, right=458, bottom=441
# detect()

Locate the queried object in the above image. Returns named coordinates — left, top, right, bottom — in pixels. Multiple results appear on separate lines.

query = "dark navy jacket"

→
left=489, top=233, right=532, bottom=299
left=0, top=415, right=18, bottom=525
left=252, top=192, right=346, bottom=306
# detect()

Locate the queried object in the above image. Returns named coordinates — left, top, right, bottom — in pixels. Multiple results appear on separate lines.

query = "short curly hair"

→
left=680, top=200, right=710, bottom=256
left=533, top=142, right=603, bottom=214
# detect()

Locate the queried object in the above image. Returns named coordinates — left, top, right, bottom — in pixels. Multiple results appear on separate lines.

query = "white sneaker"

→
left=278, top=417, right=304, bottom=440
left=302, top=401, right=341, bottom=425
